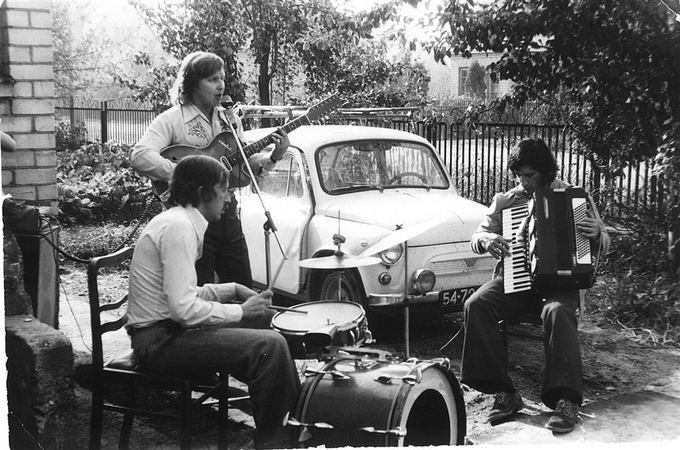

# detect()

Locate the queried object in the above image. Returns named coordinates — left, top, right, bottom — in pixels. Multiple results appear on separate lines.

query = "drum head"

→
left=271, top=301, right=364, bottom=334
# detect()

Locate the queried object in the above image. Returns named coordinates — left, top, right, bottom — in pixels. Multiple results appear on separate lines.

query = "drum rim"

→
left=271, top=301, right=366, bottom=334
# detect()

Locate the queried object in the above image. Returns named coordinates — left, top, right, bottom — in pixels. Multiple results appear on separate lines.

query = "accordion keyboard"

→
left=502, top=204, right=531, bottom=294
left=572, top=197, right=592, bottom=265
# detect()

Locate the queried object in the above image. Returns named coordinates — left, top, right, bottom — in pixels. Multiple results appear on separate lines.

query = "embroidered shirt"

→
left=126, top=205, right=243, bottom=329
left=131, top=102, right=275, bottom=182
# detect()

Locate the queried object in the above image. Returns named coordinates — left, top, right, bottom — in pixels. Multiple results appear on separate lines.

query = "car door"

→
left=238, top=150, right=313, bottom=295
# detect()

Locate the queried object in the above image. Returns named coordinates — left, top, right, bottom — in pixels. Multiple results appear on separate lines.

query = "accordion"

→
left=502, top=187, right=595, bottom=294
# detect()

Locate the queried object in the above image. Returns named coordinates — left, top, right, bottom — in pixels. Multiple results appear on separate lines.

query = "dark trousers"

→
left=460, top=277, right=583, bottom=409
left=196, top=200, right=253, bottom=287
left=130, top=311, right=300, bottom=449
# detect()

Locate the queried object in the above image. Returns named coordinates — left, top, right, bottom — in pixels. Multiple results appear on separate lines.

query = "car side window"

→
left=255, top=153, right=304, bottom=199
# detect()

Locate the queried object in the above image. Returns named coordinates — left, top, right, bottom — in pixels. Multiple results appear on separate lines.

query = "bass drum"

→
left=292, top=352, right=466, bottom=447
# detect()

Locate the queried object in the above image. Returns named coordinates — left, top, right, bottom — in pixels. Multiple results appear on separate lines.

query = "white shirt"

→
left=131, top=102, right=275, bottom=183
left=126, top=205, right=244, bottom=329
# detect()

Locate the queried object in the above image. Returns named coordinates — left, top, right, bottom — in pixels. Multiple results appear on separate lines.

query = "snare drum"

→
left=290, top=352, right=466, bottom=447
left=270, top=301, right=370, bottom=357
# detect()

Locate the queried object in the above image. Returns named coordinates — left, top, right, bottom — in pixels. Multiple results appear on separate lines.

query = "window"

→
left=316, top=140, right=449, bottom=193
left=487, top=74, right=500, bottom=99
left=256, top=154, right=304, bottom=199
left=458, top=67, right=470, bottom=96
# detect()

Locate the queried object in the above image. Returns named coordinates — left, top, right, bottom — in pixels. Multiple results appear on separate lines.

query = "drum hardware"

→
left=320, top=346, right=394, bottom=363
left=429, top=357, right=452, bottom=371
left=299, top=215, right=379, bottom=303
left=303, top=368, right=350, bottom=380
left=351, top=358, right=380, bottom=370
left=303, top=323, right=340, bottom=348
left=374, top=372, right=420, bottom=386
left=358, top=426, right=407, bottom=437
left=286, top=417, right=334, bottom=429
left=359, top=215, right=453, bottom=358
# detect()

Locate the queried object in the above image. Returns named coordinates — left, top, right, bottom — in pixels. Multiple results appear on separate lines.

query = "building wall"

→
left=1, top=0, right=57, bottom=207
left=422, top=50, right=513, bottom=101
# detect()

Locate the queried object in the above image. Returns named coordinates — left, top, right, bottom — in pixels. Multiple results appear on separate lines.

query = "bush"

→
left=55, top=121, right=88, bottom=152
left=57, top=140, right=161, bottom=225
left=592, top=213, right=680, bottom=344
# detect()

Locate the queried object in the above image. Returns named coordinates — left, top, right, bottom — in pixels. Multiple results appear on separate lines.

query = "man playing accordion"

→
left=459, top=138, right=610, bottom=434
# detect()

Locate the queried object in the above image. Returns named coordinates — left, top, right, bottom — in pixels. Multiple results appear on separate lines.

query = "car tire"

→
left=310, top=268, right=365, bottom=304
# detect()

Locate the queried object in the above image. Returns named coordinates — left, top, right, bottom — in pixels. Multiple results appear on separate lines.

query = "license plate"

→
left=439, top=286, right=478, bottom=306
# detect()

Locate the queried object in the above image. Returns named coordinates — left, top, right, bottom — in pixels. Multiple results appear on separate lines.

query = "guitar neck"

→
left=229, top=114, right=312, bottom=165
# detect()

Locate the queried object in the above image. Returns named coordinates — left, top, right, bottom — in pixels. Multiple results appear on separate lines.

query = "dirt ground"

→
left=56, top=260, right=680, bottom=449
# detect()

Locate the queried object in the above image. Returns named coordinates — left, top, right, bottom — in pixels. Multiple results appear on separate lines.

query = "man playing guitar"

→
left=131, top=51, right=289, bottom=287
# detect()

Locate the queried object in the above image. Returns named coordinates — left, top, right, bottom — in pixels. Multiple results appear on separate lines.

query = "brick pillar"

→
left=1, top=0, right=57, bottom=208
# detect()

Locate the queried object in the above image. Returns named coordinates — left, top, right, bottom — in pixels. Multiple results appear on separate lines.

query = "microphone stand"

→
left=221, top=119, right=287, bottom=259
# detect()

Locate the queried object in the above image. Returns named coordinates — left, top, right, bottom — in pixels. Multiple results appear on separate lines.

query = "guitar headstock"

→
left=306, top=93, right=344, bottom=123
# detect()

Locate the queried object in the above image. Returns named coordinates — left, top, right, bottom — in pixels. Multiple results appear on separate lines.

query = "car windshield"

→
left=316, top=140, right=449, bottom=193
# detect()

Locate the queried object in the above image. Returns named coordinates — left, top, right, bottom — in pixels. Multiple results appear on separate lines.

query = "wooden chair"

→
left=87, top=246, right=236, bottom=450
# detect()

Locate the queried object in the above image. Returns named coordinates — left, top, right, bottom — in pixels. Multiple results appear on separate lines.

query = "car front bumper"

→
left=366, top=289, right=475, bottom=313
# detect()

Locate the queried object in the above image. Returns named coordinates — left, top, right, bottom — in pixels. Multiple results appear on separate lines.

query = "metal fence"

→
left=55, top=98, right=158, bottom=144
left=55, top=99, right=664, bottom=220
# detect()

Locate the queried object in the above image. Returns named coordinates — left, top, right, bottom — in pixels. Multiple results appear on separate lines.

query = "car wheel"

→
left=311, top=269, right=365, bottom=304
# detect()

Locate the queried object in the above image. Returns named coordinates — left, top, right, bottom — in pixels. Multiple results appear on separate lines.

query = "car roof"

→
left=243, top=124, right=432, bottom=150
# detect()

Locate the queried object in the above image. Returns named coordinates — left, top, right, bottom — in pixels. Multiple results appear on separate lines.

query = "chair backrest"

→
left=87, top=246, right=134, bottom=371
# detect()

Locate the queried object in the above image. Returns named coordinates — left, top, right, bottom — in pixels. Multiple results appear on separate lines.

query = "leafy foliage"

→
left=57, top=141, right=159, bottom=225
left=593, top=214, right=680, bottom=342
left=51, top=0, right=135, bottom=99
left=121, top=0, right=423, bottom=108
left=55, top=121, right=88, bottom=153
left=112, top=52, right=178, bottom=111
left=302, top=38, right=431, bottom=107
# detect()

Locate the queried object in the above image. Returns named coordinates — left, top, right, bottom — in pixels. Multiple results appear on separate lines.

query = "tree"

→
left=126, top=0, right=425, bottom=108
left=420, top=0, right=680, bottom=269
left=51, top=0, right=122, bottom=99
left=130, top=0, right=248, bottom=103
left=464, top=60, right=486, bottom=100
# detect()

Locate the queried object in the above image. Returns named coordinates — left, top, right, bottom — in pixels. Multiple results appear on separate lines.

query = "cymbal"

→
left=299, top=254, right=381, bottom=269
left=359, top=215, right=451, bottom=256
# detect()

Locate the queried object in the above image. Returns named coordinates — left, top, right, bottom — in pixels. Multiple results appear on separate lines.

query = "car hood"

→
left=316, top=190, right=488, bottom=245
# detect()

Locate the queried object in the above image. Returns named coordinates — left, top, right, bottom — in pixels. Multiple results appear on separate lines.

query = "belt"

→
left=127, top=319, right=180, bottom=338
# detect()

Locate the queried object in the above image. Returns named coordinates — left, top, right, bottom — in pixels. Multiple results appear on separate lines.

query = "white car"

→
left=237, top=125, right=495, bottom=321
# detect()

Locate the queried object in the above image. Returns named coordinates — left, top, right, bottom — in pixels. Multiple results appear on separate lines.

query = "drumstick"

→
left=268, top=305, right=308, bottom=314
left=268, top=234, right=298, bottom=290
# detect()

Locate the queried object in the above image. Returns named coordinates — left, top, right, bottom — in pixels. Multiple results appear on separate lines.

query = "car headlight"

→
left=379, top=244, right=404, bottom=265
left=412, top=269, right=435, bottom=293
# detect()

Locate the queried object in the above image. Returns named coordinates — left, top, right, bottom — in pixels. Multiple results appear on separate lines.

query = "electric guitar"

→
left=151, top=93, right=342, bottom=199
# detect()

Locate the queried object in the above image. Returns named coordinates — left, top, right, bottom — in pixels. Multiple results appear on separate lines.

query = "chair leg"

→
left=180, top=381, right=192, bottom=450
left=218, top=373, right=229, bottom=450
left=119, top=382, right=137, bottom=450
left=89, top=382, right=105, bottom=450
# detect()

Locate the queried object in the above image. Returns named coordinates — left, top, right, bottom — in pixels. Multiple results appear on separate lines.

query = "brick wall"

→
left=1, top=0, right=57, bottom=207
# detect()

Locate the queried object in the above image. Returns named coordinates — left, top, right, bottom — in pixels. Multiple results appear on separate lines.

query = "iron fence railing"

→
left=55, top=99, right=664, bottom=221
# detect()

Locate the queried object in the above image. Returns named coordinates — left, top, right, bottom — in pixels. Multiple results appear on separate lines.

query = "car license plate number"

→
left=439, top=287, right=478, bottom=306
